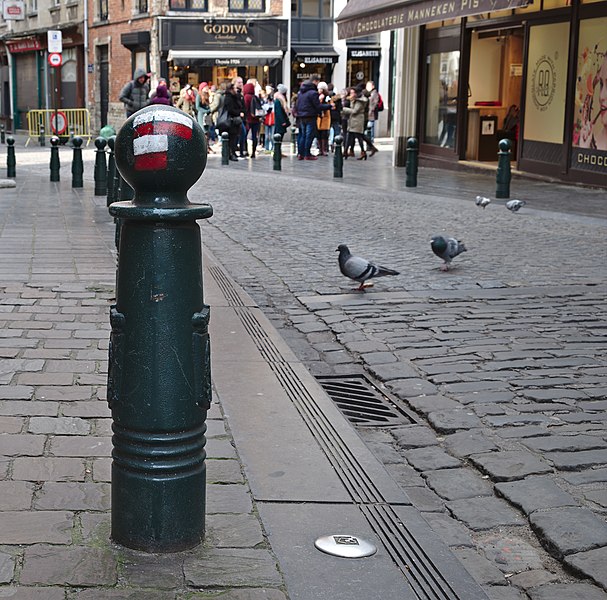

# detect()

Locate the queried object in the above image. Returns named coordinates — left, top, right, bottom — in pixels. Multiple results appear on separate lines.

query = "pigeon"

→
left=337, top=244, right=399, bottom=291
left=430, top=235, right=467, bottom=271
left=475, top=195, right=491, bottom=209
left=506, top=199, right=526, bottom=212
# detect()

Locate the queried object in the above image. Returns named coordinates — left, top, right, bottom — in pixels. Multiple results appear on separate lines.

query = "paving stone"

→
left=0, top=385, right=34, bottom=400
left=547, top=449, right=607, bottom=471
left=584, top=490, right=607, bottom=508
left=206, top=484, right=253, bottom=514
left=20, top=545, right=117, bottom=586
left=0, top=400, right=58, bottom=416
left=470, top=451, right=552, bottom=482
left=207, top=437, right=238, bottom=459
left=92, top=457, right=111, bottom=482
left=184, top=548, right=283, bottom=587
left=0, top=481, right=35, bottom=510
left=405, top=395, right=462, bottom=415
left=422, top=512, right=474, bottom=547
left=529, top=507, right=607, bottom=557
left=427, top=409, right=483, bottom=433
left=443, top=429, right=499, bottom=457
left=61, top=400, right=111, bottom=418
left=495, top=426, right=553, bottom=439
left=120, top=551, right=184, bottom=590
left=528, top=583, right=607, bottom=600
left=0, top=587, right=66, bottom=599
left=0, top=511, right=73, bottom=544
left=0, top=550, right=14, bottom=583
left=0, top=416, right=24, bottom=433
left=17, top=373, right=74, bottom=386
left=365, top=440, right=404, bottom=463
left=391, top=425, right=439, bottom=449
left=49, top=435, right=112, bottom=457
left=564, top=546, right=607, bottom=591
left=495, top=476, right=578, bottom=515
left=188, top=590, right=288, bottom=600
left=479, top=534, right=544, bottom=573
left=484, top=586, right=527, bottom=599
left=452, top=547, right=507, bottom=585
left=0, top=358, right=44, bottom=384
left=485, top=415, right=556, bottom=427
left=507, top=569, right=558, bottom=590
left=368, top=362, right=420, bottom=381
left=207, top=513, right=265, bottom=547
left=424, top=468, right=493, bottom=500
left=403, top=446, right=461, bottom=471
left=561, top=468, right=607, bottom=485
left=522, top=435, right=606, bottom=453
left=384, top=463, right=426, bottom=487
left=28, top=416, right=91, bottom=435
left=387, top=378, right=438, bottom=398
left=447, top=497, right=525, bottom=531
left=0, top=434, right=45, bottom=456
left=207, top=459, right=244, bottom=484
left=34, top=481, right=111, bottom=510
left=402, top=486, right=445, bottom=512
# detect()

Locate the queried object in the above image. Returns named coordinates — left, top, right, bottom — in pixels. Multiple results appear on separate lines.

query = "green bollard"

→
left=221, top=131, right=229, bottom=165
left=39, top=125, right=46, bottom=147
left=71, top=137, right=84, bottom=188
left=109, top=105, right=213, bottom=553
left=50, top=136, right=60, bottom=182
left=94, top=137, right=108, bottom=196
left=333, top=134, right=343, bottom=179
left=290, top=126, right=297, bottom=156
left=406, top=137, right=418, bottom=188
left=273, top=133, right=282, bottom=171
left=106, top=136, right=117, bottom=206
left=6, top=137, right=16, bottom=178
left=496, top=138, right=511, bottom=199
left=1, top=124, right=5, bottom=144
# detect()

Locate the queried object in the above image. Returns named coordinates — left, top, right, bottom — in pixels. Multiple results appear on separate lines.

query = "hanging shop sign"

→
left=2, top=0, right=25, bottom=20
left=6, top=37, right=41, bottom=53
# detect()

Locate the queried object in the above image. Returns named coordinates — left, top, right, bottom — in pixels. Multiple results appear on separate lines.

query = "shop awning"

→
left=336, top=0, right=529, bottom=39
left=167, top=50, right=284, bottom=67
left=292, top=46, right=340, bottom=65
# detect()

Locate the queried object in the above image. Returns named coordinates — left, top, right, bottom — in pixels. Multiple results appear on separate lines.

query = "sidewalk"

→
left=0, top=166, right=489, bottom=597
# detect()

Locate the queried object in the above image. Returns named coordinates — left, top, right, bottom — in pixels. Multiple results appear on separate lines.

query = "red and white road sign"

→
left=50, top=111, right=67, bottom=135
left=132, top=110, right=193, bottom=171
left=48, top=52, right=62, bottom=68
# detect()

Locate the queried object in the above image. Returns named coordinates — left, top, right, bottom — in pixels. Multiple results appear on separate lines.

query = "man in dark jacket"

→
left=119, top=68, right=150, bottom=117
left=294, top=76, right=330, bottom=160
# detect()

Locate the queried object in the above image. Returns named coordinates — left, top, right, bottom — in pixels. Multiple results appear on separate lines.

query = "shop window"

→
left=169, top=0, right=207, bottom=9
left=98, top=0, right=108, bottom=20
left=229, top=0, right=265, bottom=10
left=424, top=50, right=460, bottom=148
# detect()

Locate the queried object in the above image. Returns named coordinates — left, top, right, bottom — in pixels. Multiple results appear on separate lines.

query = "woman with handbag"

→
left=219, top=83, right=245, bottom=161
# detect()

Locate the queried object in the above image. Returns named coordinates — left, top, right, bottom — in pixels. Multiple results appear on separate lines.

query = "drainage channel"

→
left=316, top=374, right=420, bottom=427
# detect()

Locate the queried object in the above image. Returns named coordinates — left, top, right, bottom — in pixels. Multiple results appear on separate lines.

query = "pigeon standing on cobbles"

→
left=431, top=235, right=468, bottom=271
left=337, top=244, right=400, bottom=291
left=506, top=199, right=526, bottom=212
left=475, top=195, right=491, bottom=208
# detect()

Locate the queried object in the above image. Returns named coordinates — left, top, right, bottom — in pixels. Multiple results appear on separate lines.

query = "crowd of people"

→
left=119, top=70, right=383, bottom=162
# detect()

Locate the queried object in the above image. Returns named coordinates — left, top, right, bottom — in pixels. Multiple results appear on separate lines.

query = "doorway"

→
left=98, top=45, right=109, bottom=127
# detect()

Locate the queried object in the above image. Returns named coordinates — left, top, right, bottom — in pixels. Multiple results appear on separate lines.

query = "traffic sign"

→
left=50, top=111, right=68, bottom=135
left=48, top=52, right=62, bottom=68
left=48, top=30, right=62, bottom=53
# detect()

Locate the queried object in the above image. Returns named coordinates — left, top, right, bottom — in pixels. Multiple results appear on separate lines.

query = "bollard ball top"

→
left=334, top=135, right=343, bottom=144
left=273, top=133, right=282, bottom=142
left=95, top=136, right=107, bottom=150
left=115, top=105, right=207, bottom=201
left=107, top=136, right=116, bottom=151
left=406, top=137, right=418, bottom=149
left=221, top=131, right=229, bottom=140
left=7, top=136, right=14, bottom=146
left=72, top=136, right=83, bottom=148
left=50, top=136, right=59, bottom=147
left=498, top=138, right=512, bottom=152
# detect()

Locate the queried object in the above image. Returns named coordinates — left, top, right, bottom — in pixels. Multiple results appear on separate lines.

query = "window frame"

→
left=98, top=0, right=108, bottom=20
left=229, top=0, right=266, bottom=12
left=168, top=0, right=209, bottom=10
left=135, top=0, right=148, bottom=13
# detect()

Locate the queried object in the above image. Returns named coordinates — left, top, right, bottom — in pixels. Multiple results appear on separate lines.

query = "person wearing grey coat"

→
left=119, top=68, right=150, bottom=117
left=342, top=90, right=377, bottom=159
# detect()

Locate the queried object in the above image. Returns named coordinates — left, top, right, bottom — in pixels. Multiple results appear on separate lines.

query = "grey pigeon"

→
left=506, top=199, right=526, bottom=212
left=475, top=195, right=491, bottom=209
left=431, top=235, right=467, bottom=271
left=337, top=244, right=399, bottom=291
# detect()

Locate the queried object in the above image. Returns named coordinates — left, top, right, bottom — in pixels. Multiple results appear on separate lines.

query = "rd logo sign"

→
left=48, top=52, right=62, bottom=68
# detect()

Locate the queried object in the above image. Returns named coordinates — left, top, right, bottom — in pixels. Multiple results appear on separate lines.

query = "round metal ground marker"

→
left=314, top=534, right=377, bottom=558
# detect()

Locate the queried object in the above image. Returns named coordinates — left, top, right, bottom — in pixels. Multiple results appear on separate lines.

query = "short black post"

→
left=71, top=137, right=84, bottom=188
left=6, top=137, right=16, bottom=178
left=50, top=136, right=60, bottom=182
left=405, top=137, right=418, bottom=188
left=0, top=124, right=5, bottom=144
left=496, top=138, right=511, bottom=199
left=39, top=125, right=46, bottom=147
left=272, top=133, right=282, bottom=171
left=69, top=128, right=75, bottom=147
left=107, top=136, right=117, bottom=206
left=290, top=126, right=297, bottom=155
left=221, top=132, right=229, bottom=165
left=333, top=134, right=343, bottom=179
left=94, top=136, right=108, bottom=196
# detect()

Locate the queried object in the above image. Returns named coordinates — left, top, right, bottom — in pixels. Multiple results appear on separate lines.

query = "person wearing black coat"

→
left=221, top=83, right=245, bottom=161
left=294, top=78, right=331, bottom=160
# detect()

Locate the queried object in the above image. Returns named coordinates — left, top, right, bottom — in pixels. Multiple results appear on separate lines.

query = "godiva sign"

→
left=337, top=0, right=528, bottom=39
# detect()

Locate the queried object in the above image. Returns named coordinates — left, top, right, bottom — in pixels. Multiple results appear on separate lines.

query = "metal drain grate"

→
left=317, top=375, right=417, bottom=426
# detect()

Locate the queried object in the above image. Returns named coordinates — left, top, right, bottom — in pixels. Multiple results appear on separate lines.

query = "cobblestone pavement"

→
left=2, top=139, right=607, bottom=599
left=189, top=158, right=607, bottom=599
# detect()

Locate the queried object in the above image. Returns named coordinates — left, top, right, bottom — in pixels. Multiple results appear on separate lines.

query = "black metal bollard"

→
left=1, top=124, right=5, bottom=144
left=406, top=137, right=418, bottom=188
left=71, top=137, right=84, bottom=188
left=50, top=136, right=60, bottom=182
left=94, top=137, right=108, bottom=196
left=496, top=138, right=511, bottom=199
left=106, top=136, right=117, bottom=206
left=39, top=125, right=46, bottom=147
left=6, top=137, right=16, bottom=178
left=290, top=126, right=297, bottom=155
left=109, top=105, right=213, bottom=552
left=221, top=131, right=229, bottom=165
left=273, top=133, right=282, bottom=171
left=333, top=134, right=343, bottom=179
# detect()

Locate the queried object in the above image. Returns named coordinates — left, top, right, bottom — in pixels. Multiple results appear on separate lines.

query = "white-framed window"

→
left=29, top=0, right=38, bottom=12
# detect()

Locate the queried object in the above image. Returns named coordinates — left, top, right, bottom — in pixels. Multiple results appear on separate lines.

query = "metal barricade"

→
left=26, top=109, right=92, bottom=146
